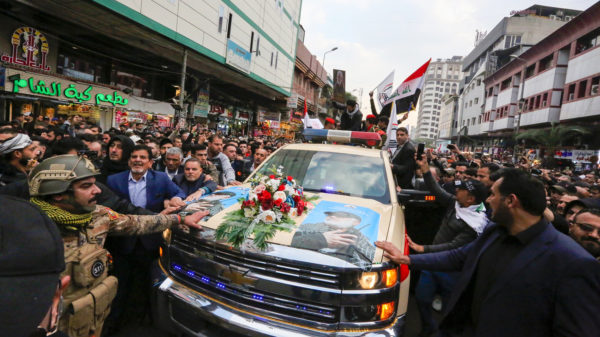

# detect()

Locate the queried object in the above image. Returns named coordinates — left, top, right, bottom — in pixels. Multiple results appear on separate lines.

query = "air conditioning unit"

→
left=549, top=14, right=559, bottom=20
left=568, top=93, right=575, bottom=101
left=591, top=84, right=599, bottom=95
left=564, top=15, right=573, bottom=21
left=542, top=100, right=547, bottom=107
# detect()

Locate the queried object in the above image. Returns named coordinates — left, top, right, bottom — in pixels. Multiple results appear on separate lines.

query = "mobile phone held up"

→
left=417, top=143, right=425, bottom=160
left=447, top=144, right=455, bottom=150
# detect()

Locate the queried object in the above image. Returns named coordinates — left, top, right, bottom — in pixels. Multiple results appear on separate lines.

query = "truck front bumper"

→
left=153, top=267, right=406, bottom=337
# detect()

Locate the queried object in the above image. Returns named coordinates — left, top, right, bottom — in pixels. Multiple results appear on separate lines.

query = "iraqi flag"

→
left=380, top=59, right=431, bottom=116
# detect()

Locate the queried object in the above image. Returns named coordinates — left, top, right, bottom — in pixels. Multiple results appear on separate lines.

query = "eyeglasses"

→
left=575, top=222, right=600, bottom=235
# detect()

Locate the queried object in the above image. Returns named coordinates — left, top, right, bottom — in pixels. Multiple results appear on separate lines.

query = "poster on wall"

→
left=333, top=69, right=346, bottom=104
left=193, top=84, right=210, bottom=118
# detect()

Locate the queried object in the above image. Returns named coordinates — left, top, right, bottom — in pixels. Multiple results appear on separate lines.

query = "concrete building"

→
left=483, top=2, right=600, bottom=146
left=456, top=5, right=581, bottom=145
left=438, top=94, right=459, bottom=140
left=0, top=0, right=302, bottom=131
left=415, top=56, right=463, bottom=140
left=291, top=33, right=327, bottom=119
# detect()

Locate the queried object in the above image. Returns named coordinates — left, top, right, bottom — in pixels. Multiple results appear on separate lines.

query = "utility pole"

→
left=174, top=48, right=187, bottom=128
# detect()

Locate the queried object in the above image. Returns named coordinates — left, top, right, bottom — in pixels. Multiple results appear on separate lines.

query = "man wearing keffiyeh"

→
left=0, top=129, right=39, bottom=186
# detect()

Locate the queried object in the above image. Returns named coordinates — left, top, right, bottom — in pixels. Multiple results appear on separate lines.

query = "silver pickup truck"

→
left=152, top=137, right=428, bottom=337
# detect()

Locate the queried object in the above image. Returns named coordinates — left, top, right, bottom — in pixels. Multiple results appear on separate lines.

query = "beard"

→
left=576, top=236, right=600, bottom=258
left=491, top=203, right=514, bottom=227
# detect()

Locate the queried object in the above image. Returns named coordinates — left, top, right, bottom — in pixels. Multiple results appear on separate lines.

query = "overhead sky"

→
left=300, top=0, right=598, bottom=129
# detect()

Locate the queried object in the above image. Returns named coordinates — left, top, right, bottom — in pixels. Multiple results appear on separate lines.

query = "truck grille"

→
left=169, top=232, right=342, bottom=325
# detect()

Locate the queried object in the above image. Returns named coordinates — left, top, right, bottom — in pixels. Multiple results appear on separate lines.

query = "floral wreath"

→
left=215, top=165, right=318, bottom=250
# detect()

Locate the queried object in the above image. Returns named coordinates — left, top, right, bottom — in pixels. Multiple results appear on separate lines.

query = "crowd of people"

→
left=1, top=105, right=599, bottom=337
left=380, top=125, right=600, bottom=336
left=0, top=114, right=292, bottom=337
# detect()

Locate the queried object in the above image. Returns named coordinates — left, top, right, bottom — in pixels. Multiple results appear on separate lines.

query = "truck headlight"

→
left=358, top=272, right=379, bottom=289
left=357, top=268, right=397, bottom=289
left=162, top=228, right=172, bottom=244
left=377, top=301, right=395, bottom=320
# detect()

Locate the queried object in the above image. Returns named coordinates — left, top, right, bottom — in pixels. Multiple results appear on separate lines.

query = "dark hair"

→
left=466, top=168, right=478, bottom=177
left=378, top=116, right=389, bottom=124
left=483, top=163, right=500, bottom=173
left=89, top=125, right=102, bottom=133
left=52, top=138, right=85, bottom=155
left=590, top=185, right=600, bottom=193
left=79, top=133, right=98, bottom=142
left=131, top=144, right=152, bottom=159
left=574, top=208, right=600, bottom=222
left=159, top=138, right=173, bottom=147
left=208, top=134, right=222, bottom=143
left=191, top=144, right=207, bottom=154
left=453, top=161, right=469, bottom=168
left=496, top=168, right=546, bottom=216
left=396, top=127, right=408, bottom=134
left=224, top=143, right=237, bottom=152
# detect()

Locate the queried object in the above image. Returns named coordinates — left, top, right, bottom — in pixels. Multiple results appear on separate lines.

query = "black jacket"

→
left=172, top=173, right=217, bottom=197
left=391, top=141, right=416, bottom=189
left=340, top=110, right=363, bottom=131
left=0, top=161, right=27, bottom=187
left=421, top=171, right=478, bottom=253
left=98, top=135, right=134, bottom=184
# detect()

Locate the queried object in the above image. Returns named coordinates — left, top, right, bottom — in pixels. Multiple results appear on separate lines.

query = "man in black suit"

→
left=376, top=168, right=600, bottom=337
left=390, top=127, right=416, bottom=189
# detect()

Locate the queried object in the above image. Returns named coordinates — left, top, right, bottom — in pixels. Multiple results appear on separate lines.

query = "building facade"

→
left=483, top=2, right=600, bottom=145
left=438, top=94, right=459, bottom=140
left=0, top=0, right=302, bottom=132
left=415, top=56, right=463, bottom=140
left=456, top=5, right=581, bottom=144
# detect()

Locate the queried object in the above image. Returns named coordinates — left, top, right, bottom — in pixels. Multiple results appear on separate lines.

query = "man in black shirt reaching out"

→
left=376, top=168, right=600, bottom=337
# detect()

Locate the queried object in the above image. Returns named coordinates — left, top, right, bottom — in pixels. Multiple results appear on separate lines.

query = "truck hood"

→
left=180, top=186, right=393, bottom=268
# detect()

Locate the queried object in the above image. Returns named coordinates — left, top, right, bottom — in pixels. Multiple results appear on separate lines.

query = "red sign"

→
left=210, top=104, right=225, bottom=115
left=1, top=27, right=50, bottom=71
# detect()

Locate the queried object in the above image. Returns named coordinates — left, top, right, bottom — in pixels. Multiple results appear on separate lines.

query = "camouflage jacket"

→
left=201, top=161, right=220, bottom=184
left=61, top=205, right=178, bottom=303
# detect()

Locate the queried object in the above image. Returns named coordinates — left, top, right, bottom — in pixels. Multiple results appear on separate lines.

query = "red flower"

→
left=242, top=200, right=255, bottom=208
left=293, top=195, right=301, bottom=203
left=261, top=198, right=273, bottom=210
left=258, top=190, right=272, bottom=201
left=278, top=184, right=285, bottom=191
left=274, top=199, right=283, bottom=207
left=297, top=204, right=305, bottom=216
left=287, top=176, right=293, bottom=181
left=269, top=175, right=275, bottom=179
left=280, top=203, right=291, bottom=213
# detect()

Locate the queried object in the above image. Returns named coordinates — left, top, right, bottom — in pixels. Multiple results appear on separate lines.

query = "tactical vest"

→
left=58, top=221, right=118, bottom=337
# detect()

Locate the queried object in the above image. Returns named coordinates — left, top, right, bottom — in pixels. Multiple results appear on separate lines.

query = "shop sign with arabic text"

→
left=4, top=68, right=129, bottom=107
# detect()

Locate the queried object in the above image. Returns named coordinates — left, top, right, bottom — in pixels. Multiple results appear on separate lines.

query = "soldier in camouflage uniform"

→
left=291, top=211, right=375, bottom=268
left=28, top=155, right=207, bottom=337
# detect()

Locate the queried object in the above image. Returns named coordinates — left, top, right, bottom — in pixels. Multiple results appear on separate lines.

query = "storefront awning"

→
left=125, top=96, right=175, bottom=116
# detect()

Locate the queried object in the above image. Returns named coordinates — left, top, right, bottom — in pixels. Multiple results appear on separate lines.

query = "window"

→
left=535, top=95, right=541, bottom=109
left=591, top=76, right=600, bottom=96
left=578, top=80, right=588, bottom=99
left=250, top=32, right=254, bottom=52
left=525, top=64, right=535, bottom=79
left=500, top=78, right=511, bottom=90
left=542, top=93, right=548, bottom=107
left=568, top=84, right=576, bottom=101
left=476, top=79, right=481, bottom=86
left=575, top=27, right=600, bottom=54
left=504, top=35, right=522, bottom=48
left=538, top=54, right=553, bottom=72
left=218, top=6, right=225, bottom=33
left=487, top=87, right=494, bottom=97
left=226, top=13, right=233, bottom=38
left=474, top=98, right=479, bottom=104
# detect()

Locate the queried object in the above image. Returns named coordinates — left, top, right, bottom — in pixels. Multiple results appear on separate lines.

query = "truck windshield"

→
left=256, top=149, right=390, bottom=204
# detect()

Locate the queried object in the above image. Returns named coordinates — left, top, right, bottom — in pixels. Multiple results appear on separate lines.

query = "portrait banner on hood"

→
left=291, top=200, right=380, bottom=267
left=333, top=69, right=346, bottom=104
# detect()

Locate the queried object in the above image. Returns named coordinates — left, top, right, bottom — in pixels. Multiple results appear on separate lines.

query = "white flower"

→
left=260, top=210, right=276, bottom=224
left=266, top=179, right=281, bottom=191
left=243, top=207, right=256, bottom=217
left=253, top=184, right=266, bottom=194
left=273, top=191, right=286, bottom=202
left=248, top=192, right=258, bottom=202
left=289, top=208, right=298, bottom=217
